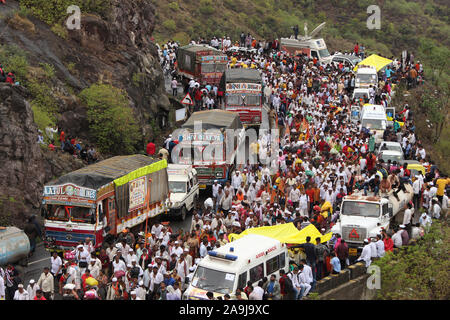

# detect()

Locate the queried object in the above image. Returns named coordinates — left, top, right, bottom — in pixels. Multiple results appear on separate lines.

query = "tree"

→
left=79, top=84, right=141, bottom=155
left=373, top=222, right=450, bottom=300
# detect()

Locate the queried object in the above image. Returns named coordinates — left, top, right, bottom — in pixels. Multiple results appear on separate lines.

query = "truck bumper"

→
left=167, top=207, right=182, bottom=217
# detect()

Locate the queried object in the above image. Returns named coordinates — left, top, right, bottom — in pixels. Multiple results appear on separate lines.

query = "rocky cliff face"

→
left=0, top=0, right=171, bottom=226
left=0, top=84, right=84, bottom=226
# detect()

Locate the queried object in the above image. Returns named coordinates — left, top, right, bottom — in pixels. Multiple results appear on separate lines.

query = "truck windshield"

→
left=192, top=266, right=235, bottom=294
left=227, top=94, right=260, bottom=106
left=357, top=74, right=377, bottom=83
left=362, top=119, right=385, bottom=130
left=319, top=48, right=330, bottom=58
left=354, top=92, right=368, bottom=101
left=169, top=181, right=187, bottom=193
left=342, top=201, right=380, bottom=218
left=201, top=63, right=215, bottom=73
left=47, top=205, right=95, bottom=223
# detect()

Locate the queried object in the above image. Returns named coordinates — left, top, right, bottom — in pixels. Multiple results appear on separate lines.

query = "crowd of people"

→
left=1, top=33, right=448, bottom=301
left=37, top=127, right=99, bottom=164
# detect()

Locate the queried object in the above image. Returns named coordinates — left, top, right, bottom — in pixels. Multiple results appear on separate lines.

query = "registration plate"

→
left=349, top=248, right=358, bottom=256
left=199, top=184, right=206, bottom=189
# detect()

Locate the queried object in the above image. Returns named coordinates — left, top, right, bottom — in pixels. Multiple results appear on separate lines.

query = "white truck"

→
left=280, top=22, right=333, bottom=64
left=166, top=164, right=199, bottom=221
left=355, top=66, right=378, bottom=88
left=360, top=104, right=388, bottom=144
left=331, top=184, right=413, bottom=257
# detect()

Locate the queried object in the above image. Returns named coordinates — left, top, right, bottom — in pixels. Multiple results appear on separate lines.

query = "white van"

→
left=360, top=104, right=388, bottom=144
left=352, top=88, right=370, bottom=103
left=167, top=164, right=199, bottom=221
left=355, top=66, right=378, bottom=88
left=183, top=234, right=289, bottom=300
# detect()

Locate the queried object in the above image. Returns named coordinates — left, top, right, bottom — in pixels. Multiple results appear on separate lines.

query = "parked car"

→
left=378, top=149, right=404, bottom=163
left=331, top=54, right=362, bottom=68
left=377, top=141, right=403, bottom=154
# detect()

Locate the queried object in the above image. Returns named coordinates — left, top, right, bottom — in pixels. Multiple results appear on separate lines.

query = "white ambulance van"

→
left=183, top=234, right=289, bottom=300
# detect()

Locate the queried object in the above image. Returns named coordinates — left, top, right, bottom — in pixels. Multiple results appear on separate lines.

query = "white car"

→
left=377, top=141, right=403, bottom=154
left=331, top=54, right=362, bottom=68
left=167, top=164, right=199, bottom=221
left=377, top=149, right=404, bottom=164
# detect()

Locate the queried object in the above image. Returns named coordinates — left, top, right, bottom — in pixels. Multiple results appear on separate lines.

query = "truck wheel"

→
left=19, top=257, right=29, bottom=267
left=180, top=206, right=187, bottom=221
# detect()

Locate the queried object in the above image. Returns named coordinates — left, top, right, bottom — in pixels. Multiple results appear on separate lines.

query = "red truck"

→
left=176, top=44, right=228, bottom=86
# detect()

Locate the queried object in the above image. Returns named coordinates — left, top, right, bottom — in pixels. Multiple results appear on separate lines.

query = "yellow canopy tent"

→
left=353, top=54, right=393, bottom=72
left=229, top=223, right=332, bottom=244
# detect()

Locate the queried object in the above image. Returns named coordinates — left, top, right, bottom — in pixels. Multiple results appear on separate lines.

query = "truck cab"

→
left=280, top=22, right=332, bottom=64
left=360, top=104, right=387, bottom=144
left=167, top=164, right=199, bottom=221
left=331, top=184, right=413, bottom=257
left=355, top=66, right=378, bottom=88
left=352, top=88, right=370, bottom=103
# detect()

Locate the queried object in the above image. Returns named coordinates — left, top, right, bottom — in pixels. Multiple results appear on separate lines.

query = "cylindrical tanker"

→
left=0, top=227, right=30, bottom=266
left=385, top=183, right=414, bottom=218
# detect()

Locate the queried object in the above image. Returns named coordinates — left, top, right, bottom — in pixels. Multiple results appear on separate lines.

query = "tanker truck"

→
left=331, top=184, right=413, bottom=258
left=0, top=226, right=30, bottom=267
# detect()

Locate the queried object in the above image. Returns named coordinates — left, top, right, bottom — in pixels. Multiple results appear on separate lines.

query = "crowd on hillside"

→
left=36, top=127, right=99, bottom=164
left=1, top=33, right=447, bottom=301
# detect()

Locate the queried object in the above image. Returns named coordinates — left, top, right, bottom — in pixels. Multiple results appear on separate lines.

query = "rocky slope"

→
left=0, top=0, right=171, bottom=226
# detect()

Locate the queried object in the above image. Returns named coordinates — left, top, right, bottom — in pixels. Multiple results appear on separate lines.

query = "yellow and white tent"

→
left=353, top=54, right=393, bottom=72
left=229, top=223, right=332, bottom=244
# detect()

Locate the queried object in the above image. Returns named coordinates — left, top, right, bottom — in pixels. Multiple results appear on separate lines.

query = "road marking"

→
left=28, top=257, right=49, bottom=266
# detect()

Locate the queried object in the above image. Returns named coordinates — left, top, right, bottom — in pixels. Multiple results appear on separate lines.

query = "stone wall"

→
left=316, top=262, right=378, bottom=300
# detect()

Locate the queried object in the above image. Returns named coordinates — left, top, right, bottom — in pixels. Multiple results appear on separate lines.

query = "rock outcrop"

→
left=0, top=84, right=84, bottom=226
left=0, top=0, right=172, bottom=225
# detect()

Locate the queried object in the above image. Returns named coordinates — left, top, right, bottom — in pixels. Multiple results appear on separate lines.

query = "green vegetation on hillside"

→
left=153, top=0, right=449, bottom=76
left=20, top=0, right=111, bottom=25
left=0, top=45, right=58, bottom=135
left=373, top=221, right=450, bottom=300
left=79, top=83, right=141, bottom=155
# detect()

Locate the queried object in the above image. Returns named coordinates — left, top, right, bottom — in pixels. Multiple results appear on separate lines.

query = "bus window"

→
left=249, top=263, right=264, bottom=283
left=266, top=256, right=280, bottom=275
left=237, top=271, right=247, bottom=289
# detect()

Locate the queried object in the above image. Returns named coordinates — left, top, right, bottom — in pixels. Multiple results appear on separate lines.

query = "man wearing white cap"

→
left=127, top=248, right=138, bottom=265
left=368, top=238, right=378, bottom=259
left=88, top=257, right=101, bottom=279
left=232, top=171, right=242, bottom=192
left=151, top=222, right=163, bottom=239
left=212, top=180, right=221, bottom=200
left=419, top=212, right=432, bottom=231
left=130, top=258, right=144, bottom=281
left=112, top=254, right=127, bottom=275
left=170, top=241, right=184, bottom=258
left=75, top=244, right=91, bottom=271
left=26, top=279, right=40, bottom=300
left=13, top=284, right=29, bottom=300
left=135, top=280, right=146, bottom=300
left=357, top=239, right=372, bottom=267
left=148, top=265, right=164, bottom=299
left=130, top=290, right=141, bottom=300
